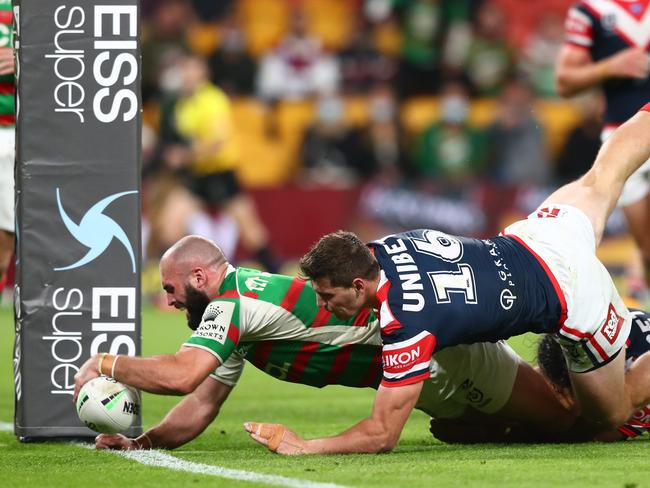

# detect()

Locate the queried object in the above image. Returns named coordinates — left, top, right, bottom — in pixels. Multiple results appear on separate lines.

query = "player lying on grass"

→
left=536, top=309, right=650, bottom=442
left=244, top=104, right=650, bottom=454
left=427, top=309, right=650, bottom=444
left=72, top=236, right=569, bottom=450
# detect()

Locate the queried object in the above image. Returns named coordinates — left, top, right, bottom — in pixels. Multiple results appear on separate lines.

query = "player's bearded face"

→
left=184, top=283, right=211, bottom=330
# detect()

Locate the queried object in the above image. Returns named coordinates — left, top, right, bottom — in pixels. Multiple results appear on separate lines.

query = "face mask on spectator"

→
left=159, top=65, right=183, bottom=94
left=317, top=97, right=344, bottom=124
left=370, top=97, right=396, bottom=123
left=440, top=96, right=469, bottom=124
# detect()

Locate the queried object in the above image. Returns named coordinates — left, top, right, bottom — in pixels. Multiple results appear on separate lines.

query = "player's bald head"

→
left=161, top=235, right=227, bottom=275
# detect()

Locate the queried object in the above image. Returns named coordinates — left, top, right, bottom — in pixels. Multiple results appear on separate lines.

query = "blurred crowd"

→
left=138, top=0, right=608, bottom=279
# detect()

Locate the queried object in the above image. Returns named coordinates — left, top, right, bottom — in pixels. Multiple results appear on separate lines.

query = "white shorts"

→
left=503, top=204, right=631, bottom=373
left=0, top=126, right=15, bottom=232
left=602, top=127, right=650, bottom=207
left=415, top=341, right=521, bottom=419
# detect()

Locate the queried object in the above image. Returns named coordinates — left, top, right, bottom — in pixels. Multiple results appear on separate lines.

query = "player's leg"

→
left=539, top=110, right=650, bottom=245
left=568, top=350, right=633, bottom=428
left=623, top=349, right=650, bottom=411
left=496, top=361, right=577, bottom=432
left=427, top=361, right=576, bottom=444
left=422, top=342, right=575, bottom=440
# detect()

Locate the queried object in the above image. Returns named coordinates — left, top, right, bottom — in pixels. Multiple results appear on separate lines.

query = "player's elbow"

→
left=378, top=435, right=398, bottom=453
left=369, top=426, right=399, bottom=453
left=554, top=75, right=575, bottom=98
left=169, top=374, right=204, bottom=395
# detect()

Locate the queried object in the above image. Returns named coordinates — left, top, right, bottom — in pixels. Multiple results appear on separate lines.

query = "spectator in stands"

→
left=151, top=53, right=279, bottom=272
left=191, top=0, right=235, bottom=21
left=461, top=1, right=516, bottom=96
left=358, top=83, right=410, bottom=181
left=392, top=0, right=474, bottom=97
left=414, top=80, right=487, bottom=185
left=141, top=0, right=195, bottom=102
left=485, top=77, right=550, bottom=185
left=300, top=94, right=369, bottom=187
left=257, top=10, right=340, bottom=102
left=339, top=20, right=396, bottom=95
left=519, top=14, right=564, bottom=98
left=208, top=10, right=256, bottom=96
left=555, top=92, right=604, bottom=185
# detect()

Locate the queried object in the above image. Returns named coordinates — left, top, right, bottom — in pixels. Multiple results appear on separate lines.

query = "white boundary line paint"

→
left=79, top=444, right=350, bottom=488
left=0, top=421, right=13, bottom=431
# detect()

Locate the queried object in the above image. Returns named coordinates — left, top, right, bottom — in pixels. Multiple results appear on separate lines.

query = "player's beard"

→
left=184, top=284, right=211, bottom=331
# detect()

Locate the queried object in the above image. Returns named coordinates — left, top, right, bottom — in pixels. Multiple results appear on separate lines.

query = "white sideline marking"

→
left=0, top=422, right=12, bottom=431
left=82, top=445, right=349, bottom=488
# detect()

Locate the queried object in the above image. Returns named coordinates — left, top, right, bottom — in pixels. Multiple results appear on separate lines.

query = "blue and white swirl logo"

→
left=54, top=188, right=137, bottom=273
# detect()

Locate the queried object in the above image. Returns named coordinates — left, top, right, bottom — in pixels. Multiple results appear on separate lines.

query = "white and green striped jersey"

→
left=184, top=267, right=383, bottom=389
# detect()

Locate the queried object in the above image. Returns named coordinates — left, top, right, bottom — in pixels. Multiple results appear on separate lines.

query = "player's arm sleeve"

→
left=184, top=299, right=242, bottom=366
left=563, top=5, right=594, bottom=49
left=380, top=329, right=436, bottom=388
left=210, top=348, right=246, bottom=387
left=555, top=5, right=604, bottom=97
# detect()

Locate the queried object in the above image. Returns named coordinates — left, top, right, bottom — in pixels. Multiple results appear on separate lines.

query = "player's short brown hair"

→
left=299, top=231, right=379, bottom=287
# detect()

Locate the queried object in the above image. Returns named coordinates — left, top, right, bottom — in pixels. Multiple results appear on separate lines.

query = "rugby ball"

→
left=76, top=376, right=140, bottom=433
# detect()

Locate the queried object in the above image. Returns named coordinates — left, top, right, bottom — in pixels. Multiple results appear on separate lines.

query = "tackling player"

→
left=427, top=309, right=650, bottom=444
left=245, top=104, right=650, bottom=454
left=556, top=0, right=650, bottom=292
left=72, top=235, right=568, bottom=450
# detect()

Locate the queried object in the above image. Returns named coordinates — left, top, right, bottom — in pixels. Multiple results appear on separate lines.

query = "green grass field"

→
left=1, top=303, right=649, bottom=487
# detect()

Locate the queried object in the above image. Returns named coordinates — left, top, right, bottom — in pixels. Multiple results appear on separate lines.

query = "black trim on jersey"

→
left=576, top=346, right=622, bottom=374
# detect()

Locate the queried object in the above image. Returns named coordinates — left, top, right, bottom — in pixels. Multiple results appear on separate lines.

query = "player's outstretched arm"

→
left=73, top=346, right=220, bottom=400
left=96, top=377, right=233, bottom=450
left=245, top=382, right=422, bottom=455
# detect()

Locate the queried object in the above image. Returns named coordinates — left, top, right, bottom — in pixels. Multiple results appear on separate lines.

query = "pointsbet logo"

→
left=45, top=4, right=138, bottom=123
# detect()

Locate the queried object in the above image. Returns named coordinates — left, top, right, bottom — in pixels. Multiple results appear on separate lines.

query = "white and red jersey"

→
left=564, top=0, right=650, bottom=126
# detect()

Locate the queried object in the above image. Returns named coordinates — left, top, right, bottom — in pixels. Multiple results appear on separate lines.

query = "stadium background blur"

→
left=134, top=0, right=644, bottom=306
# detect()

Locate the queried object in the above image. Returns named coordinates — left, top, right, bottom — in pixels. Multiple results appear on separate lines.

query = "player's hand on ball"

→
left=73, top=355, right=101, bottom=402
left=244, top=422, right=306, bottom=455
left=95, top=433, right=137, bottom=450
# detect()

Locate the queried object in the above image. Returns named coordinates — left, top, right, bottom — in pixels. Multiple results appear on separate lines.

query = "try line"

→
left=81, top=443, right=350, bottom=488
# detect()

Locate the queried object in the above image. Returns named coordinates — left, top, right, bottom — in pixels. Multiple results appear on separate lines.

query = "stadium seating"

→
left=231, top=95, right=581, bottom=187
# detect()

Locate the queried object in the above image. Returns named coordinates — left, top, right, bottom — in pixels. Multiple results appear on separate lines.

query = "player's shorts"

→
left=602, top=127, right=650, bottom=207
left=0, top=126, right=15, bottom=232
left=503, top=204, right=631, bottom=373
left=415, top=341, right=521, bottom=419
